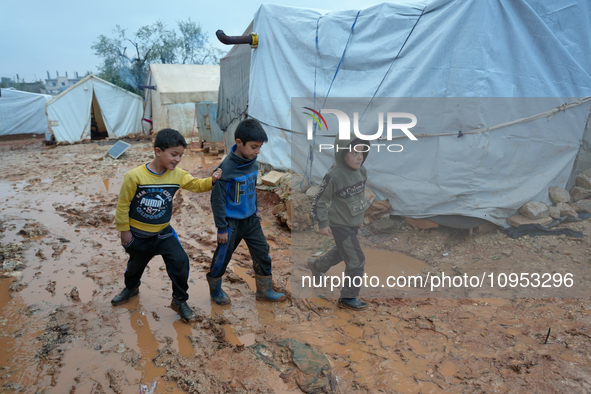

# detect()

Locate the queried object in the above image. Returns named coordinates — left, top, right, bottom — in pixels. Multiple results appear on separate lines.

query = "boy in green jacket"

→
left=309, top=133, right=370, bottom=310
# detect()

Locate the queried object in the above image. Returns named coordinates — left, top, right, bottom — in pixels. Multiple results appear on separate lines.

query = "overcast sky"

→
left=1, top=0, right=390, bottom=82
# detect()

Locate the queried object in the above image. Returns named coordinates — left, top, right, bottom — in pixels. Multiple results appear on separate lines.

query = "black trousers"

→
left=314, top=226, right=365, bottom=298
left=123, top=226, right=190, bottom=302
left=209, top=214, right=272, bottom=278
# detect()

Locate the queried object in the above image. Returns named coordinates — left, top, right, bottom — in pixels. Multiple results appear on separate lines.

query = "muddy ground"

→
left=1, top=137, right=591, bottom=394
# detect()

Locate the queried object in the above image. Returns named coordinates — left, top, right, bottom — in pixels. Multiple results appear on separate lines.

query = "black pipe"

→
left=216, top=29, right=254, bottom=45
left=138, top=85, right=156, bottom=90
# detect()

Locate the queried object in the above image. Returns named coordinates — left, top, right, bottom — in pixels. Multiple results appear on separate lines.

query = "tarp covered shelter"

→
left=45, top=75, right=143, bottom=143
left=217, top=0, right=591, bottom=227
left=143, top=64, right=220, bottom=137
left=0, top=88, right=52, bottom=136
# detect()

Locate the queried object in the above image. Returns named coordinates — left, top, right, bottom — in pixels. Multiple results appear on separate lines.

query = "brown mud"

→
left=0, top=139, right=590, bottom=393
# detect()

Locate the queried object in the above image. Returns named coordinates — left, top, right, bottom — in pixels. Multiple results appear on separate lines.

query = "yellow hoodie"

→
left=115, top=164, right=212, bottom=233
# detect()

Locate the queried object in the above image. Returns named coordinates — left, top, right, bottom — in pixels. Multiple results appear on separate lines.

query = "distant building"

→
left=45, top=71, right=83, bottom=95
left=0, top=77, right=46, bottom=94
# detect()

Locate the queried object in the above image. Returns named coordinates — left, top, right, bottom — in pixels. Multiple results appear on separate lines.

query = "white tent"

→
left=0, top=88, right=52, bottom=136
left=217, top=1, right=591, bottom=227
left=45, top=75, right=143, bottom=143
left=143, top=64, right=220, bottom=136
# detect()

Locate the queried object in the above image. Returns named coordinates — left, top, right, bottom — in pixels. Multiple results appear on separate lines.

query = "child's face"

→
left=343, top=147, right=364, bottom=170
left=155, top=145, right=185, bottom=171
left=235, top=139, right=264, bottom=160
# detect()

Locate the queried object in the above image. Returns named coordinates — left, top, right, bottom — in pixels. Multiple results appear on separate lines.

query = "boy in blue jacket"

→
left=207, top=118, right=286, bottom=304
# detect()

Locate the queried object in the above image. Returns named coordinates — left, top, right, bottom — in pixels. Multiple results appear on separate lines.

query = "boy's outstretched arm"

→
left=180, top=171, right=214, bottom=192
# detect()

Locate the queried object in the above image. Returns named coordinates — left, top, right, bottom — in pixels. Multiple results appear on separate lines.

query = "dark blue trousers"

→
left=210, top=214, right=272, bottom=278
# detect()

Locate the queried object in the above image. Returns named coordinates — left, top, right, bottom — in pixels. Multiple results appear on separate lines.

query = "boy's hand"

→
left=120, top=230, right=132, bottom=246
left=256, top=211, right=263, bottom=223
left=318, top=227, right=332, bottom=236
left=212, top=168, right=222, bottom=184
left=217, top=232, right=228, bottom=244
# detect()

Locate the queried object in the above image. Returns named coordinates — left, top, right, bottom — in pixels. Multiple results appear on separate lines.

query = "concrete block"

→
left=506, top=214, right=552, bottom=227
left=519, top=202, right=549, bottom=220
left=261, top=170, right=285, bottom=186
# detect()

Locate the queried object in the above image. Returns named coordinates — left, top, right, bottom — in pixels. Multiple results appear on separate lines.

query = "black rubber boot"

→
left=170, top=300, right=197, bottom=322
left=111, top=287, right=139, bottom=306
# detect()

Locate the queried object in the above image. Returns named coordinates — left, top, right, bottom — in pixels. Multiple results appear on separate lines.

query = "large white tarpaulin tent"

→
left=143, top=64, right=220, bottom=137
left=217, top=0, right=591, bottom=227
left=45, top=75, right=143, bottom=143
left=0, top=88, right=52, bottom=136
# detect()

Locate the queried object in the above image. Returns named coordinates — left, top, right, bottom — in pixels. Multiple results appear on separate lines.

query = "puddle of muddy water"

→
left=2, top=173, right=450, bottom=394
left=293, top=247, right=428, bottom=298
left=79, top=172, right=126, bottom=195
left=0, top=278, right=49, bottom=390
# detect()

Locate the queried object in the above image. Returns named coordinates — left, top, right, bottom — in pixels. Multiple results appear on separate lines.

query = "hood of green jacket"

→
left=334, top=132, right=369, bottom=171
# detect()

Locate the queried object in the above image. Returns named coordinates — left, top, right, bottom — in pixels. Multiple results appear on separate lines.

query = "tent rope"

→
left=303, top=10, right=362, bottom=189
left=301, top=16, right=323, bottom=189
left=358, top=6, right=427, bottom=122
left=248, top=95, right=591, bottom=140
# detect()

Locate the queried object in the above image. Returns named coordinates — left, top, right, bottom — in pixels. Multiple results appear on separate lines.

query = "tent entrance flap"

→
left=91, top=92, right=108, bottom=140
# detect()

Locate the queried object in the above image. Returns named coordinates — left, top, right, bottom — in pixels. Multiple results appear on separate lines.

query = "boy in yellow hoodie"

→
left=113, top=128, right=222, bottom=322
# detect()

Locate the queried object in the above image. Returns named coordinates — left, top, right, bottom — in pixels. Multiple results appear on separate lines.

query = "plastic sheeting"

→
left=45, top=75, right=143, bottom=143
left=217, top=22, right=253, bottom=130
left=0, top=88, right=52, bottom=136
left=219, top=0, right=591, bottom=226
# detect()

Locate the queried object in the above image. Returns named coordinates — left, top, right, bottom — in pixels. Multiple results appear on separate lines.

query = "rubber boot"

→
left=255, top=275, right=287, bottom=302
left=338, top=297, right=368, bottom=311
left=206, top=273, right=231, bottom=305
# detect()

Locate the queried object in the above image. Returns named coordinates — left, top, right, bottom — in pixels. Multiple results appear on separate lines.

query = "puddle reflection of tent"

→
left=44, top=75, right=143, bottom=144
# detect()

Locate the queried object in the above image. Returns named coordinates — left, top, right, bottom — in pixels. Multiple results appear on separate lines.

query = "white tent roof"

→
left=0, top=88, right=52, bottom=136
left=45, top=75, right=143, bottom=143
left=148, top=64, right=220, bottom=104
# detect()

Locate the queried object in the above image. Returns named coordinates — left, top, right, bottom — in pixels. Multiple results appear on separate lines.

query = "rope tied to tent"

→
left=248, top=95, right=591, bottom=140
left=358, top=6, right=427, bottom=122
left=302, top=10, right=362, bottom=190
left=301, top=16, right=323, bottom=190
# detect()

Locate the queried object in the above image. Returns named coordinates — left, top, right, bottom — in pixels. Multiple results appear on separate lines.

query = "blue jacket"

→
left=211, top=145, right=258, bottom=233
